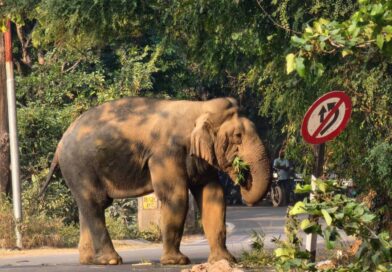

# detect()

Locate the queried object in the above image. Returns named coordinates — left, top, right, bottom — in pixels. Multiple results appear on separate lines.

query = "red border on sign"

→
left=301, top=91, right=352, bottom=144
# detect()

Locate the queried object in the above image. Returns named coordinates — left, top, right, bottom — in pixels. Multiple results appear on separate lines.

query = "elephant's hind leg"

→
left=64, top=172, right=122, bottom=265
left=191, top=182, right=236, bottom=264
left=149, top=157, right=191, bottom=265
left=78, top=201, right=122, bottom=265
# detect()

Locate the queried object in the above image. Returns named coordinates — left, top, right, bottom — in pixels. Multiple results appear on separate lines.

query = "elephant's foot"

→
left=95, top=254, right=123, bottom=265
left=160, top=252, right=190, bottom=265
left=208, top=250, right=236, bottom=264
left=80, top=251, right=123, bottom=265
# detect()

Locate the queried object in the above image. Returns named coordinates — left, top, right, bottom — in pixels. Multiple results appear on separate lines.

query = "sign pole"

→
left=305, top=143, right=325, bottom=262
left=313, top=143, right=325, bottom=178
left=4, top=19, right=22, bottom=249
left=301, top=90, right=351, bottom=264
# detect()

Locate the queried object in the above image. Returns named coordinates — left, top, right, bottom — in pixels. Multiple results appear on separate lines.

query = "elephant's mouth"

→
left=239, top=168, right=251, bottom=190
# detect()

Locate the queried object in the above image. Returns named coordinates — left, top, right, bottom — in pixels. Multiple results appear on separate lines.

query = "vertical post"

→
left=0, top=29, right=10, bottom=195
left=305, top=143, right=325, bottom=262
left=313, top=143, right=325, bottom=178
left=4, top=19, right=22, bottom=249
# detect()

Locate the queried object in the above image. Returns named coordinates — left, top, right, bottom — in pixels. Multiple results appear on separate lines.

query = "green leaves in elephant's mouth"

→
left=232, top=156, right=250, bottom=186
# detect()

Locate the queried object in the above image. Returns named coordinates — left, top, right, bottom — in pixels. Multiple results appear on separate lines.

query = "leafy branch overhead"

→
left=286, top=0, right=392, bottom=78
left=0, top=0, right=390, bottom=257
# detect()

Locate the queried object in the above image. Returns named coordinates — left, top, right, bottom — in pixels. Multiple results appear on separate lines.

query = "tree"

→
left=286, top=0, right=392, bottom=202
left=0, top=0, right=390, bottom=232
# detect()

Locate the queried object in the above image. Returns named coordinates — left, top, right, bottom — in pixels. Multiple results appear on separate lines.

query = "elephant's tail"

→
left=39, top=146, right=60, bottom=198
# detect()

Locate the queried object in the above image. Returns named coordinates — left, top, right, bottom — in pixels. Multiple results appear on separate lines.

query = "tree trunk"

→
left=0, top=32, right=11, bottom=195
left=16, top=24, right=32, bottom=68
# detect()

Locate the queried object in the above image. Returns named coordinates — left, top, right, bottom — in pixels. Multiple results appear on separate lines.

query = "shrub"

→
left=105, top=214, right=133, bottom=240
left=0, top=195, right=15, bottom=248
left=240, top=231, right=274, bottom=268
left=138, top=224, right=162, bottom=242
left=0, top=175, right=79, bottom=249
left=106, top=199, right=162, bottom=242
left=21, top=215, right=79, bottom=248
left=0, top=194, right=79, bottom=249
left=273, top=179, right=392, bottom=272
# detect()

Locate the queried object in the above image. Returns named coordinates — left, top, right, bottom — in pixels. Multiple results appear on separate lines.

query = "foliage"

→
left=274, top=179, right=392, bottom=272
left=365, top=142, right=392, bottom=199
left=0, top=186, right=79, bottom=249
left=21, top=214, right=79, bottom=248
left=287, top=0, right=392, bottom=79
left=21, top=174, right=79, bottom=248
left=232, top=156, right=250, bottom=186
left=240, top=230, right=275, bottom=268
left=105, top=198, right=139, bottom=240
left=283, top=0, right=392, bottom=228
left=106, top=198, right=163, bottom=242
left=105, top=214, right=135, bottom=241
left=0, top=195, right=15, bottom=248
left=138, top=224, right=162, bottom=243
left=0, top=0, right=391, bottom=252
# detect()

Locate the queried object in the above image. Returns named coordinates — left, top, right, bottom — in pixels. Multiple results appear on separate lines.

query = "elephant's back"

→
left=59, top=97, right=157, bottom=156
left=57, top=97, right=196, bottom=172
left=57, top=98, right=158, bottom=186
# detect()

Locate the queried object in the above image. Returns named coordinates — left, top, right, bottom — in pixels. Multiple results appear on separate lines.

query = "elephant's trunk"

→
left=239, top=137, right=271, bottom=206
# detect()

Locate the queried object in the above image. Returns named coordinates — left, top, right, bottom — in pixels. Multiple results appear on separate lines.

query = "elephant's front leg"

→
left=149, top=157, right=191, bottom=265
left=191, top=182, right=236, bottom=263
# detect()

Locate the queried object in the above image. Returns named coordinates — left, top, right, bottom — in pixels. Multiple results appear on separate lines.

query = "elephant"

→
left=42, top=96, right=271, bottom=265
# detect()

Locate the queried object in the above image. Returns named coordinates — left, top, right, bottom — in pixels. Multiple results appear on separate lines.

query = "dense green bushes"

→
left=0, top=177, right=79, bottom=248
left=0, top=0, right=390, bottom=252
left=273, top=180, right=391, bottom=271
left=241, top=180, right=392, bottom=271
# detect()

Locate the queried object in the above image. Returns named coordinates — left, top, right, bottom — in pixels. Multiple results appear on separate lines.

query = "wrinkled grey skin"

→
left=43, top=97, right=270, bottom=265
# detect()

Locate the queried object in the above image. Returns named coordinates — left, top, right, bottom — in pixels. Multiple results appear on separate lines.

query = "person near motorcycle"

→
left=273, top=150, right=292, bottom=204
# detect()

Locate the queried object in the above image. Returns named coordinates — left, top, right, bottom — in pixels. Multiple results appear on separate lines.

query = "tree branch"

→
left=62, top=59, right=82, bottom=73
left=15, top=24, right=32, bottom=67
left=256, top=0, right=302, bottom=35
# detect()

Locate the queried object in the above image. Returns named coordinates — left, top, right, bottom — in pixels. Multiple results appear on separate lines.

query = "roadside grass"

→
left=106, top=215, right=163, bottom=242
left=0, top=174, right=166, bottom=250
left=239, top=231, right=275, bottom=269
left=0, top=197, right=161, bottom=249
left=0, top=195, right=79, bottom=249
left=1, top=194, right=195, bottom=250
left=22, top=215, right=79, bottom=248
left=0, top=196, right=14, bottom=248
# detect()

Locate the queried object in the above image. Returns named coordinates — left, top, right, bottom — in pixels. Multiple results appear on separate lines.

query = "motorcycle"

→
left=269, top=167, right=305, bottom=207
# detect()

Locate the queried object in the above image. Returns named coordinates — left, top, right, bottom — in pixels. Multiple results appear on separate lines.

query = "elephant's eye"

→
left=233, top=133, right=242, bottom=143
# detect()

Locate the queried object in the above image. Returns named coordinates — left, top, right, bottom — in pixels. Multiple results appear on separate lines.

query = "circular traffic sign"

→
left=301, top=91, right=352, bottom=144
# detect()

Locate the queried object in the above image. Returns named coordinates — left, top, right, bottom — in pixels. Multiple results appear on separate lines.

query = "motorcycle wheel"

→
left=271, top=185, right=286, bottom=207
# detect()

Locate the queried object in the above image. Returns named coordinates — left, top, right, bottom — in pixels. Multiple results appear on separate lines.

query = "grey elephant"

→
left=42, top=97, right=271, bottom=265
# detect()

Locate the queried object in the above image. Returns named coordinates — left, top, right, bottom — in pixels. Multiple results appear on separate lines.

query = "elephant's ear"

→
left=190, top=113, right=216, bottom=165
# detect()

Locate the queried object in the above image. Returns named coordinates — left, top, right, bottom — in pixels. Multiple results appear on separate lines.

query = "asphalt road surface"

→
left=0, top=205, right=288, bottom=271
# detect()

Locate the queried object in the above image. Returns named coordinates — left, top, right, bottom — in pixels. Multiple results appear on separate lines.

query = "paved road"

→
left=0, top=205, right=287, bottom=271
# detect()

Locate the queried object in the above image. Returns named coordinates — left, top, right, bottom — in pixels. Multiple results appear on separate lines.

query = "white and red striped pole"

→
left=4, top=19, right=22, bottom=249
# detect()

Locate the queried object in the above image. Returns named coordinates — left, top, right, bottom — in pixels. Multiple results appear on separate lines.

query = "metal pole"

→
left=305, top=143, right=325, bottom=262
left=0, top=28, right=11, bottom=195
left=305, top=174, right=318, bottom=262
left=4, top=19, right=22, bottom=249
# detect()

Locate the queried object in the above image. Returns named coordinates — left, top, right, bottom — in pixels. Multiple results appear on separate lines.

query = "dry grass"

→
left=0, top=197, right=15, bottom=248
left=0, top=196, right=79, bottom=249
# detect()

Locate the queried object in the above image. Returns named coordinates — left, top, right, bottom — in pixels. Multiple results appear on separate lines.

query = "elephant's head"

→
left=190, top=98, right=271, bottom=206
